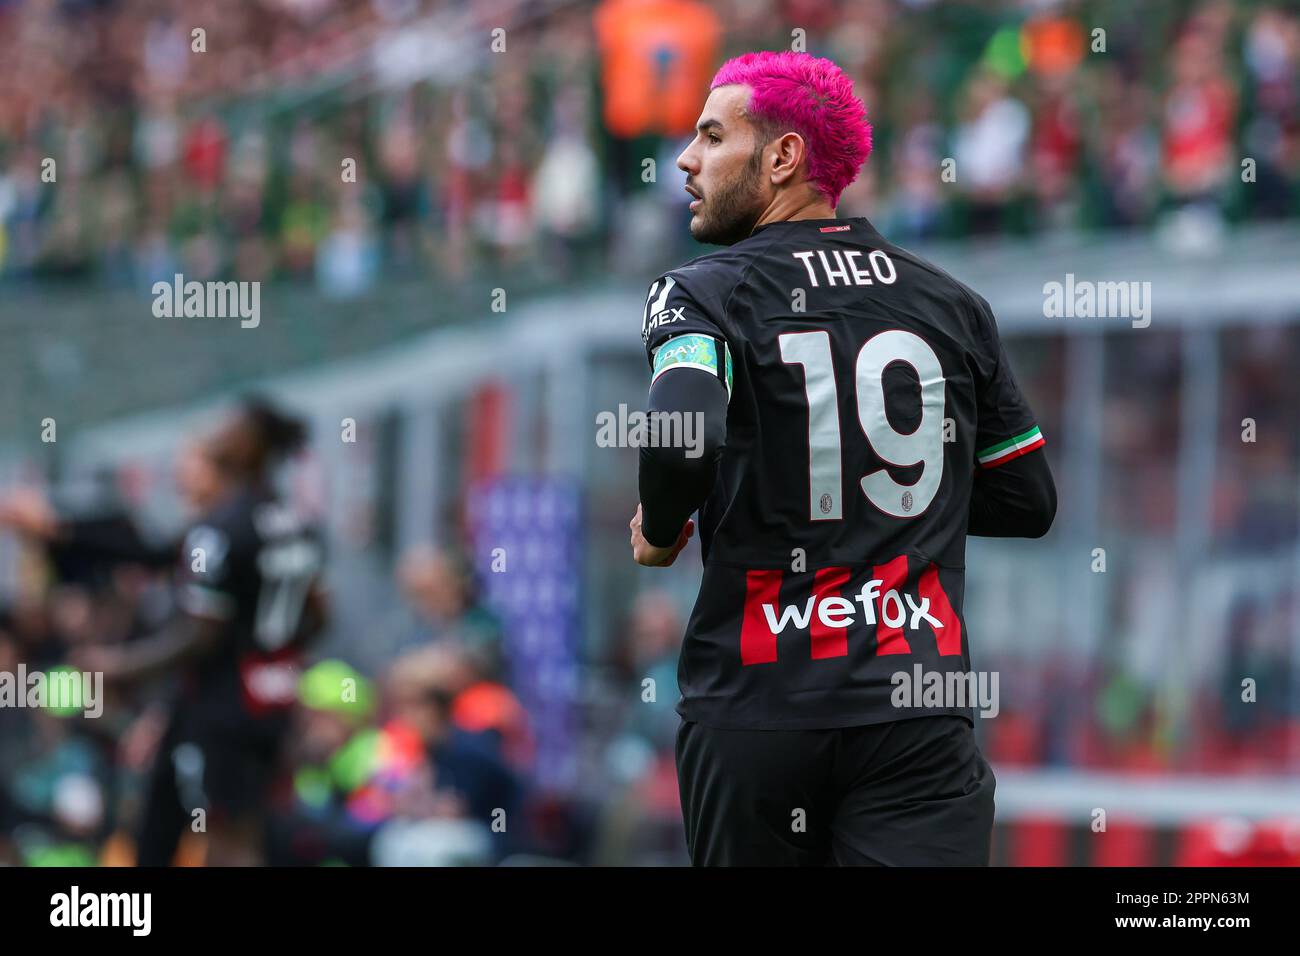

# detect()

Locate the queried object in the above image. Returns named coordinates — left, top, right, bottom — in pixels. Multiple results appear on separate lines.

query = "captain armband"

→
left=650, top=333, right=733, bottom=401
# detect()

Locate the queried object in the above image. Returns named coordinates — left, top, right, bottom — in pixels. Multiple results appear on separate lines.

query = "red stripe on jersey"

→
left=918, top=562, right=963, bottom=656
left=872, top=555, right=911, bottom=655
left=740, top=569, right=783, bottom=665
left=809, top=566, right=851, bottom=660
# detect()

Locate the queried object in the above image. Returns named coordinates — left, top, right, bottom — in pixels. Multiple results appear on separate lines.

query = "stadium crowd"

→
left=0, top=0, right=1296, bottom=291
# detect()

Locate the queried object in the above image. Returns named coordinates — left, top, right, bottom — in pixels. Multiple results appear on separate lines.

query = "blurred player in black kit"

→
left=74, top=398, right=328, bottom=866
left=630, top=52, right=1056, bottom=865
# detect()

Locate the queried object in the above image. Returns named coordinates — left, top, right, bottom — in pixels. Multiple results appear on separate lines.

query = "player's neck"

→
left=751, top=191, right=837, bottom=234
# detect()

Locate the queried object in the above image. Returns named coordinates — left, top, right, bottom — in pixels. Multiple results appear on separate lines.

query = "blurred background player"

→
left=61, top=398, right=326, bottom=866
left=128, top=399, right=323, bottom=865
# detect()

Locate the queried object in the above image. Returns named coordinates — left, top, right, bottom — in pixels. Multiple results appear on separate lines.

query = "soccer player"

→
left=629, top=51, right=1056, bottom=866
left=77, top=398, right=327, bottom=866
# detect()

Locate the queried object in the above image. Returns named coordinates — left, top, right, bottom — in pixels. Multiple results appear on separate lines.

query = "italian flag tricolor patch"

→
left=977, top=425, right=1045, bottom=468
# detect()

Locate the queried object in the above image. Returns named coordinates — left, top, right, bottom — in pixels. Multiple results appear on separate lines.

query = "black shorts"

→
left=136, top=705, right=287, bottom=865
left=675, top=714, right=995, bottom=866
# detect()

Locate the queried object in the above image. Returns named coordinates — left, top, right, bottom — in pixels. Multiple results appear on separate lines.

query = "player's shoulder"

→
left=193, top=486, right=269, bottom=549
left=876, top=234, right=989, bottom=316
left=870, top=231, right=1000, bottom=353
left=642, top=245, right=757, bottom=345
left=651, top=243, right=756, bottom=303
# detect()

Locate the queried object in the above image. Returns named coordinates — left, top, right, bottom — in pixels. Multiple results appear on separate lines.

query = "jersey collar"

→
left=749, top=215, right=883, bottom=242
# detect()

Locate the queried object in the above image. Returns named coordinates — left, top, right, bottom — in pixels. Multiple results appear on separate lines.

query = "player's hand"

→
left=629, top=504, right=694, bottom=567
left=120, top=706, right=167, bottom=770
left=0, top=487, right=58, bottom=539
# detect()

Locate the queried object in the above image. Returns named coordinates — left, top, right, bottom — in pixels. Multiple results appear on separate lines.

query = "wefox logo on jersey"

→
left=739, top=557, right=961, bottom=665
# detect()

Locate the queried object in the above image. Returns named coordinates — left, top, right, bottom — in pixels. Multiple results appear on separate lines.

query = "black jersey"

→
left=174, top=485, right=324, bottom=731
left=641, top=216, right=1045, bottom=730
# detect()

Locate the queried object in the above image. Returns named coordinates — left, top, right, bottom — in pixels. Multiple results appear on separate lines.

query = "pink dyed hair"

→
left=709, top=51, right=872, bottom=208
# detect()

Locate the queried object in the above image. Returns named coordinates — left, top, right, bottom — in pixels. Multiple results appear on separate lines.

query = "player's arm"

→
left=968, top=449, right=1056, bottom=537
left=77, top=520, right=240, bottom=681
left=0, top=487, right=174, bottom=567
left=50, top=514, right=177, bottom=568
left=967, top=292, right=1056, bottom=539
left=78, top=612, right=225, bottom=683
left=638, top=360, right=728, bottom=548
left=632, top=272, right=732, bottom=566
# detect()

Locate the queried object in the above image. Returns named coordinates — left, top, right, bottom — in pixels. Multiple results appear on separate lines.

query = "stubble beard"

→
left=689, top=146, right=766, bottom=246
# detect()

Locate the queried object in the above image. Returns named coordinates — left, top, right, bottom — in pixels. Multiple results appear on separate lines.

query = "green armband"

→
left=651, top=333, right=732, bottom=399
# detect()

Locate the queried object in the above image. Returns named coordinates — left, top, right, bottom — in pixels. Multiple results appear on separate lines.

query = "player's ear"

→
left=770, top=132, right=804, bottom=187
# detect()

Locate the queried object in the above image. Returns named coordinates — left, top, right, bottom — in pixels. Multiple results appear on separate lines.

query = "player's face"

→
left=174, top=439, right=222, bottom=512
left=677, top=85, right=769, bottom=246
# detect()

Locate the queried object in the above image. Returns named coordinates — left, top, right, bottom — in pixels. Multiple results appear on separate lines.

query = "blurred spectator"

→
left=593, top=591, right=687, bottom=864
left=269, top=659, right=383, bottom=866
left=385, top=644, right=527, bottom=861
left=952, top=70, right=1030, bottom=235
left=607, top=590, right=680, bottom=772
left=386, top=543, right=504, bottom=677
left=1163, top=14, right=1237, bottom=206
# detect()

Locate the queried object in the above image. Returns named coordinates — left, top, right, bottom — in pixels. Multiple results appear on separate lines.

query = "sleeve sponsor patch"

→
left=651, top=333, right=732, bottom=398
left=642, top=275, right=686, bottom=344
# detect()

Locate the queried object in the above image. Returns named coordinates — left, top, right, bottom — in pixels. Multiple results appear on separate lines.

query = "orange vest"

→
left=594, top=0, right=722, bottom=138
